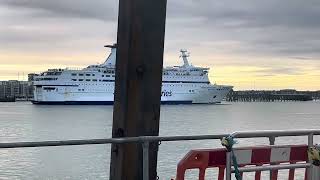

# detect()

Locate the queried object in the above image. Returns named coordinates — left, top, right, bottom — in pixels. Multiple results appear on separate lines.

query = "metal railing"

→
left=0, top=129, right=320, bottom=180
left=226, top=130, right=318, bottom=180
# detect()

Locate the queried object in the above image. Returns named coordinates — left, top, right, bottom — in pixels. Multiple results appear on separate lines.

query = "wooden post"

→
left=110, top=0, right=167, bottom=179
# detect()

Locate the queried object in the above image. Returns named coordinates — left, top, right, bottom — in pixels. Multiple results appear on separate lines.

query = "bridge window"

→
left=72, top=73, right=77, bottom=76
left=43, top=87, right=55, bottom=90
left=79, top=79, right=84, bottom=81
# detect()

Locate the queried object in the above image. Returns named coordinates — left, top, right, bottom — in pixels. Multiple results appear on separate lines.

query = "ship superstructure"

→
left=31, top=46, right=232, bottom=105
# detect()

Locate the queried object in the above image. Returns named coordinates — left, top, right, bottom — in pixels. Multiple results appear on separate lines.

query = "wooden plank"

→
left=110, top=0, right=167, bottom=179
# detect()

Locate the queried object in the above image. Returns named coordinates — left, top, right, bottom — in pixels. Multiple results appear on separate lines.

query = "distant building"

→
left=0, top=80, right=33, bottom=100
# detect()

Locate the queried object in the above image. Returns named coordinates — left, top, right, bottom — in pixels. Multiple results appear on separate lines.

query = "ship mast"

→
left=180, top=49, right=190, bottom=67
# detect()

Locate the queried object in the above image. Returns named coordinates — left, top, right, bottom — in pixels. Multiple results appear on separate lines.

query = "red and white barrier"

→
left=176, top=144, right=313, bottom=180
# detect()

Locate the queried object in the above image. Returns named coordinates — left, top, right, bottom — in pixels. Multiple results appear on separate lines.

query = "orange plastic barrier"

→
left=176, top=145, right=308, bottom=180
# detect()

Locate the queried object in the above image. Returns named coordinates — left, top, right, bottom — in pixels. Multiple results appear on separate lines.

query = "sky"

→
left=1, top=0, right=320, bottom=90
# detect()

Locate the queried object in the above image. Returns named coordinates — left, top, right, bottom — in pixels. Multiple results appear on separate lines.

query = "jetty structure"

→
left=226, top=89, right=318, bottom=102
left=1, top=1, right=320, bottom=180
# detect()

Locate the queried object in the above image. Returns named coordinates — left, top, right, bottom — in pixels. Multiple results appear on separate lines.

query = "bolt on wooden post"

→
left=110, top=0, right=167, bottom=179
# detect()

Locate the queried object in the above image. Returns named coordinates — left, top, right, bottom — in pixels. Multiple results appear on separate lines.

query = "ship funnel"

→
left=103, top=44, right=117, bottom=66
left=180, top=49, right=190, bottom=67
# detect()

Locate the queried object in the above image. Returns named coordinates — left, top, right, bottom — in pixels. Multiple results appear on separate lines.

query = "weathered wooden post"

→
left=110, top=0, right=167, bottom=179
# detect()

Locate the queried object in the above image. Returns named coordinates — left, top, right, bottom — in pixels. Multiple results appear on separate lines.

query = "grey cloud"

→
left=165, top=0, right=320, bottom=59
left=261, top=67, right=303, bottom=75
left=242, top=67, right=305, bottom=77
left=1, top=0, right=320, bottom=61
left=4, top=0, right=320, bottom=28
left=0, top=2, right=117, bottom=54
left=168, top=0, right=320, bottom=29
left=2, top=0, right=118, bottom=21
left=291, top=57, right=316, bottom=60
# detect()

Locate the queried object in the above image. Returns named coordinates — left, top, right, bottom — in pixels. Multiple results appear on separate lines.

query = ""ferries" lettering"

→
left=161, top=90, right=172, bottom=97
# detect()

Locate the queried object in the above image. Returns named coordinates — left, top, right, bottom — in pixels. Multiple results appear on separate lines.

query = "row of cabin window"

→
left=74, top=89, right=194, bottom=93
left=77, top=89, right=113, bottom=91
left=98, top=70, right=115, bottom=74
left=102, top=75, right=116, bottom=77
left=71, top=73, right=96, bottom=76
left=72, top=72, right=204, bottom=77
left=72, top=79, right=97, bottom=82
left=162, top=84, right=200, bottom=87
left=70, top=84, right=113, bottom=86
left=35, top=78, right=58, bottom=81
left=162, top=84, right=197, bottom=87
left=44, top=88, right=111, bottom=92
left=69, top=81, right=201, bottom=87
left=71, top=79, right=114, bottom=82
left=46, top=72, right=62, bottom=76
left=69, top=82, right=201, bottom=87
left=45, top=87, right=196, bottom=93
left=71, top=73, right=115, bottom=78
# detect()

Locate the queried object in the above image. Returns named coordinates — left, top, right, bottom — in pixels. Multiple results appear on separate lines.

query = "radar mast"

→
left=180, top=49, right=190, bottom=67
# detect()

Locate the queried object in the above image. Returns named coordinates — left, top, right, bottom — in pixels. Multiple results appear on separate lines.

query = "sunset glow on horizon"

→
left=1, top=0, right=320, bottom=90
left=1, top=51, right=319, bottom=90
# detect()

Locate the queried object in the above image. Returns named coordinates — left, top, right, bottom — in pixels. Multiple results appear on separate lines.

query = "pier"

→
left=226, top=89, right=319, bottom=102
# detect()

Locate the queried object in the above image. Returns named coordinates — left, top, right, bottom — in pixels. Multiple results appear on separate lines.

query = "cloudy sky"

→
left=1, top=0, right=320, bottom=90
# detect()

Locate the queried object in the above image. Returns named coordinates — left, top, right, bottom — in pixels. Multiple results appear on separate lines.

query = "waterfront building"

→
left=0, top=80, right=33, bottom=100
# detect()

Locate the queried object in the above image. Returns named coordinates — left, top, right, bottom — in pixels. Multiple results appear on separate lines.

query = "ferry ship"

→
left=31, top=45, right=233, bottom=105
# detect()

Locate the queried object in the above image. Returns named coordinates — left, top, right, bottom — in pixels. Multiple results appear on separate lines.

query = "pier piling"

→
left=110, top=0, right=167, bottom=180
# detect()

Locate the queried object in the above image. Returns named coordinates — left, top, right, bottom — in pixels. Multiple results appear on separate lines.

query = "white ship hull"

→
left=32, top=82, right=231, bottom=105
left=31, top=47, right=233, bottom=105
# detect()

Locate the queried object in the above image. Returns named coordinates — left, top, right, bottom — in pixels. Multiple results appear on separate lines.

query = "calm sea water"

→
left=0, top=101, right=319, bottom=179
